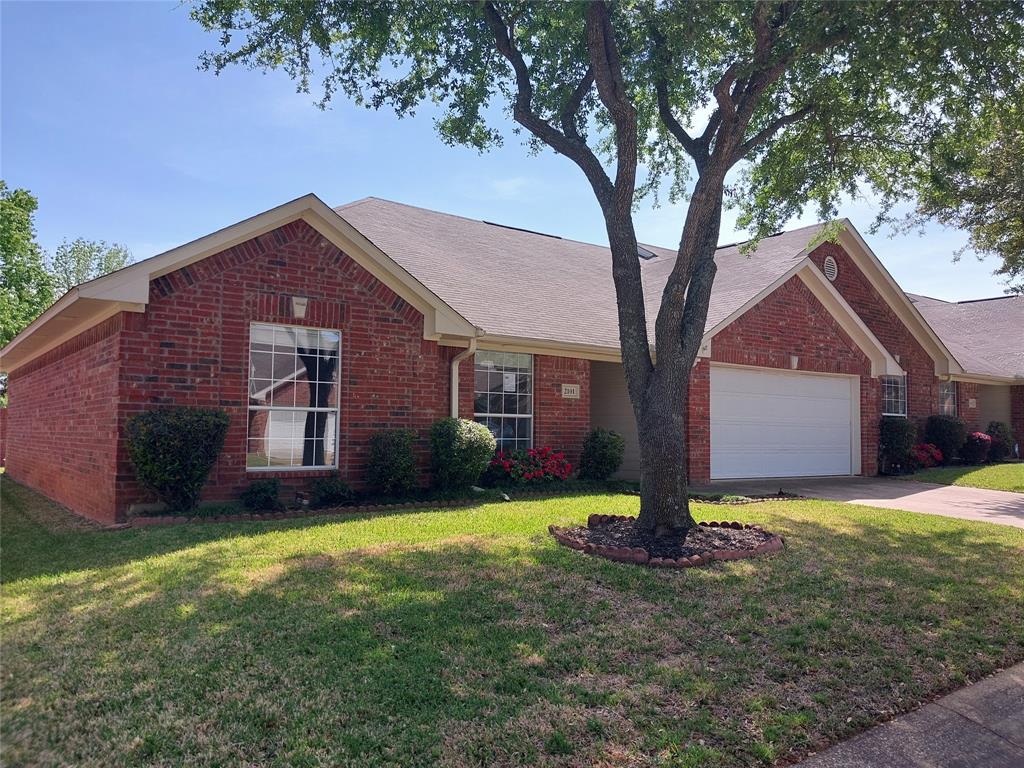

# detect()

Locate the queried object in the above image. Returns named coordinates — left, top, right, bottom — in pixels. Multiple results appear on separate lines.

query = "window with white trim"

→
left=246, top=323, right=340, bottom=470
left=473, top=350, right=532, bottom=452
left=938, top=380, right=957, bottom=416
left=881, top=375, right=907, bottom=417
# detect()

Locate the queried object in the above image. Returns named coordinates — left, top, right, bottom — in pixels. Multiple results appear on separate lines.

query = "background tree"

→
left=907, top=99, right=1023, bottom=294
left=1, top=182, right=53, bottom=347
left=48, top=238, right=132, bottom=297
left=192, top=0, right=1024, bottom=536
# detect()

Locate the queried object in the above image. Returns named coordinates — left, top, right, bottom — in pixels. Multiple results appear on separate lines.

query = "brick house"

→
left=1, top=194, right=1020, bottom=524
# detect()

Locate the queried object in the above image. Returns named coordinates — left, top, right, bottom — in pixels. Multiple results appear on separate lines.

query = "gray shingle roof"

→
left=335, top=197, right=824, bottom=350
left=908, top=293, right=1024, bottom=379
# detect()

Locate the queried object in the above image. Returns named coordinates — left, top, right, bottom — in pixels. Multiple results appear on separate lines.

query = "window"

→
left=938, top=380, right=957, bottom=416
left=473, top=350, right=532, bottom=452
left=247, top=323, right=340, bottom=470
left=881, top=375, right=907, bottom=417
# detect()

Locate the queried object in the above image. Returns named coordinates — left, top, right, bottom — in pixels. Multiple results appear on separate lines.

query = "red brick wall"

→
left=5, top=315, right=124, bottom=523
left=112, top=220, right=460, bottom=516
left=1011, top=386, right=1024, bottom=454
left=687, top=359, right=711, bottom=484
left=956, top=381, right=980, bottom=432
left=533, top=355, right=591, bottom=467
left=809, top=243, right=940, bottom=427
left=0, top=407, right=6, bottom=466
left=687, top=275, right=876, bottom=483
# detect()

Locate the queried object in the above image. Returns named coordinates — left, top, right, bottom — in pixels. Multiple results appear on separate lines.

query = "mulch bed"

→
left=549, top=515, right=784, bottom=568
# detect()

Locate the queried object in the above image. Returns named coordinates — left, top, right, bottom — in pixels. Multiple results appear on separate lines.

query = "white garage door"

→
left=711, top=366, right=856, bottom=479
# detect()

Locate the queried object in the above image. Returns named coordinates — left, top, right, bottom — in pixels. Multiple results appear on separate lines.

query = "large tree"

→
left=908, top=98, right=1024, bottom=294
left=192, top=0, right=1023, bottom=536
left=48, top=238, right=132, bottom=297
left=0, top=182, right=53, bottom=348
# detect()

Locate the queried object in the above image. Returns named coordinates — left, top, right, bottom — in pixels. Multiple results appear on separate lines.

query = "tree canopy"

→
left=193, top=0, right=1024, bottom=532
left=911, top=100, right=1024, bottom=294
left=48, top=238, right=132, bottom=297
left=1, top=182, right=52, bottom=348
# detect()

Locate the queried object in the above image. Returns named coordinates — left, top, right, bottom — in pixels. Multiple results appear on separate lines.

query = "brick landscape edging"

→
left=548, top=515, right=785, bottom=568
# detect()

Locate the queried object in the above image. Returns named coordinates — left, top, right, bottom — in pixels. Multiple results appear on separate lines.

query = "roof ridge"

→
left=953, top=294, right=1020, bottom=304
left=333, top=196, right=828, bottom=257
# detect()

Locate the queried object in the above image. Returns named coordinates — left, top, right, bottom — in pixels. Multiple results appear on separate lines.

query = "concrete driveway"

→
left=695, top=476, right=1024, bottom=529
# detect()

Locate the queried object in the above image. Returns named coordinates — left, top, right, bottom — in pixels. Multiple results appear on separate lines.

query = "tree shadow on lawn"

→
left=2, top=505, right=1022, bottom=767
left=1, top=477, right=631, bottom=584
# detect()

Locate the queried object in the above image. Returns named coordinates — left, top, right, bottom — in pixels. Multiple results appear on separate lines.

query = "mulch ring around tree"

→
left=549, top=515, right=784, bottom=568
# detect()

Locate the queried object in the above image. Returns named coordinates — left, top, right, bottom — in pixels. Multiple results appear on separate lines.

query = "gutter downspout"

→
left=450, top=336, right=479, bottom=418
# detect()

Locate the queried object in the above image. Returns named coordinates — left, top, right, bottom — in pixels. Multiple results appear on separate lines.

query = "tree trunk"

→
left=635, top=369, right=695, bottom=535
left=610, top=173, right=726, bottom=538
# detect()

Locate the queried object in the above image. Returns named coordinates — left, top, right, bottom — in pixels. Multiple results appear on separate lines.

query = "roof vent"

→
left=637, top=245, right=657, bottom=260
left=822, top=254, right=839, bottom=282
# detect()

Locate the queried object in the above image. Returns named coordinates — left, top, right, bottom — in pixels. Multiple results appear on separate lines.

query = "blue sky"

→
left=1, top=1, right=1009, bottom=301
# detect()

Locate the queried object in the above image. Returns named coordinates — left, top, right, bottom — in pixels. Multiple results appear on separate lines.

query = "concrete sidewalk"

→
left=797, top=663, right=1024, bottom=767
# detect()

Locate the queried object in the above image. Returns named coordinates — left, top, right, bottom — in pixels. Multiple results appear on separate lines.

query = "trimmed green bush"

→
left=986, top=421, right=1013, bottom=462
left=309, top=474, right=356, bottom=508
left=578, top=428, right=625, bottom=481
left=924, top=415, right=967, bottom=463
left=430, top=417, right=496, bottom=491
left=125, top=407, right=229, bottom=511
left=240, top=478, right=282, bottom=510
left=878, top=416, right=916, bottom=473
left=366, top=429, right=418, bottom=495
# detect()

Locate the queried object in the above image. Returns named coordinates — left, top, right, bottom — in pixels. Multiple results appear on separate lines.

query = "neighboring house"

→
left=0, top=194, right=1019, bottom=524
left=908, top=293, right=1024, bottom=438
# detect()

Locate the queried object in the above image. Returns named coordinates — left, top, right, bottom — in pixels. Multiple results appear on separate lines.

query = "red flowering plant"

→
left=910, top=443, right=943, bottom=469
left=484, top=446, right=573, bottom=485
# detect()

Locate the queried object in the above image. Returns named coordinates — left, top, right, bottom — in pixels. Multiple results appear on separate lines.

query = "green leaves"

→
left=0, top=182, right=53, bottom=347
left=48, top=238, right=131, bottom=297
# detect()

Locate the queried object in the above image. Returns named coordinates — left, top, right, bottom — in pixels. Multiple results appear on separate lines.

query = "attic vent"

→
left=637, top=245, right=657, bottom=260
left=822, top=254, right=839, bottom=282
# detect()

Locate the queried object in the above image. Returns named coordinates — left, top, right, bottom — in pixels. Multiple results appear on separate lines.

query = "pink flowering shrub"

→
left=910, top=443, right=943, bottom=469
left=485, top=446, right=572, bottom=485
left=960, top=432, right=992, bottom=465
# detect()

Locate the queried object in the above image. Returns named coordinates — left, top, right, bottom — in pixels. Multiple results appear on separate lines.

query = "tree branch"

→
left=560, top=67, right=595, bottom=143
left=648, top=26, right=709, bottom=171
left=481, top=1, right=613, bottom=199
left=712, top=63, right=739, bottom=122
left=735, top=103, right=814, bottom=160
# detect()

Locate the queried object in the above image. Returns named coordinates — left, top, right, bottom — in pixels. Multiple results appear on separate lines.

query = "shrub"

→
left=309, top=473, right=355, bottom=508
left=125, top=407, right=229, bottom=511
left=366, top=429, right=418, bottom=496
left=986, top=421, right=1013, bottom=462
left=924, top=415, right=967, bottom=463
left=960, top=432, right=992, bottom=465
left=240, top=478, right=282, bottom=510
left=485, top=446, right=573, bottom=485
left=878, top=416, right=916, bottom=473
left=578, top=428, right=625, bottom=481
left=429, top=418, right=496, bottom=490
left=910, top=443, right=943, bottom=469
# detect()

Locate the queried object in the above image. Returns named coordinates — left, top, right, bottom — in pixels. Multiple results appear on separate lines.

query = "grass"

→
left=910, top=462, right=1024, bottom=493
left=2, top=479, right=1023, bottom=767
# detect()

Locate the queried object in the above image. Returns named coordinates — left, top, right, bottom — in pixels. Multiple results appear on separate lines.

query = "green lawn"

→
left=2, top=480, right=1023, bottom=767
left=911, top=462, right=1024, bottom=493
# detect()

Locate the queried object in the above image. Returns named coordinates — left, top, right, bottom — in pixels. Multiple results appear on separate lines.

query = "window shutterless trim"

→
left=246, top=322, right=341, bottom=472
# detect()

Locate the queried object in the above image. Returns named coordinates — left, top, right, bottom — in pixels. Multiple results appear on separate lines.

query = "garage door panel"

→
left=711, top=366, right=854, bottom=479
